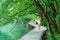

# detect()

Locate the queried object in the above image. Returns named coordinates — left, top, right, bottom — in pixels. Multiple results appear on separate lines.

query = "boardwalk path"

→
left=18, top=21, right=47, bottom=40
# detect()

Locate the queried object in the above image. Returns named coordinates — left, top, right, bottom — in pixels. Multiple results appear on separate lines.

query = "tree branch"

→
left=0, top=5, right=33, bottom=25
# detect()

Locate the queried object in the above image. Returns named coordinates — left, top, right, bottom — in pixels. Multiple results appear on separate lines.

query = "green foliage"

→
left=0, top=0, right=60, bottom=40
left=41, top=19, right=47, bottom=26
left=0, top=0, right=39, bottom=27
left=47, top=32, right=60, bottom=40
left=56, top=14, right=60, bottom=23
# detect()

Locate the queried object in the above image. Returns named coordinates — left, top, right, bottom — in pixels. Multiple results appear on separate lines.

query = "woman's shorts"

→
left=38, top=21, right=41, bottom=24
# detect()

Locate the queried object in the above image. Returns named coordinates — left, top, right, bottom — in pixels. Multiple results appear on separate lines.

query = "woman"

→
left=37, top=15, right=41, bottom=30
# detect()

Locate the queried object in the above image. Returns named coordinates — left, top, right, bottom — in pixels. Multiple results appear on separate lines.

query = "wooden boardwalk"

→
left=18, top=21, right=47, bottom=40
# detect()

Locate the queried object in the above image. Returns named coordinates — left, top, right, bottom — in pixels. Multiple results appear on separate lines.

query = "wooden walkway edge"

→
left=18, top=21, right=47, bottom=40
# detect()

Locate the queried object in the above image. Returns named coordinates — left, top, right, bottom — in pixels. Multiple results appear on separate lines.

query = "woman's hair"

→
left=38, top=15, right=40, bottom=17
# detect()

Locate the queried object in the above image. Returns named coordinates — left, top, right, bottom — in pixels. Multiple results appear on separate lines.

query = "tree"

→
left=34, top=0, right=60, bottom=40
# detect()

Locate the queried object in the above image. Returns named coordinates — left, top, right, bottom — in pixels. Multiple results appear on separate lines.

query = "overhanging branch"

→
left=0, top=4, right=33, bottom=25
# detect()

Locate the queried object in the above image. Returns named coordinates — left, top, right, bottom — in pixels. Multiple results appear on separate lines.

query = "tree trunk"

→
left=34, top=0, right=58, bottom=40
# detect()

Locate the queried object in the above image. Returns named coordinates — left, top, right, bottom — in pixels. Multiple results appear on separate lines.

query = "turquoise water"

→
left=0, top=23, right=29, bottom=40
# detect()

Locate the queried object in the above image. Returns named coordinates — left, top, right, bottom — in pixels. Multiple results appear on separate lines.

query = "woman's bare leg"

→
left=38, top=24, right=40, bottom=30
